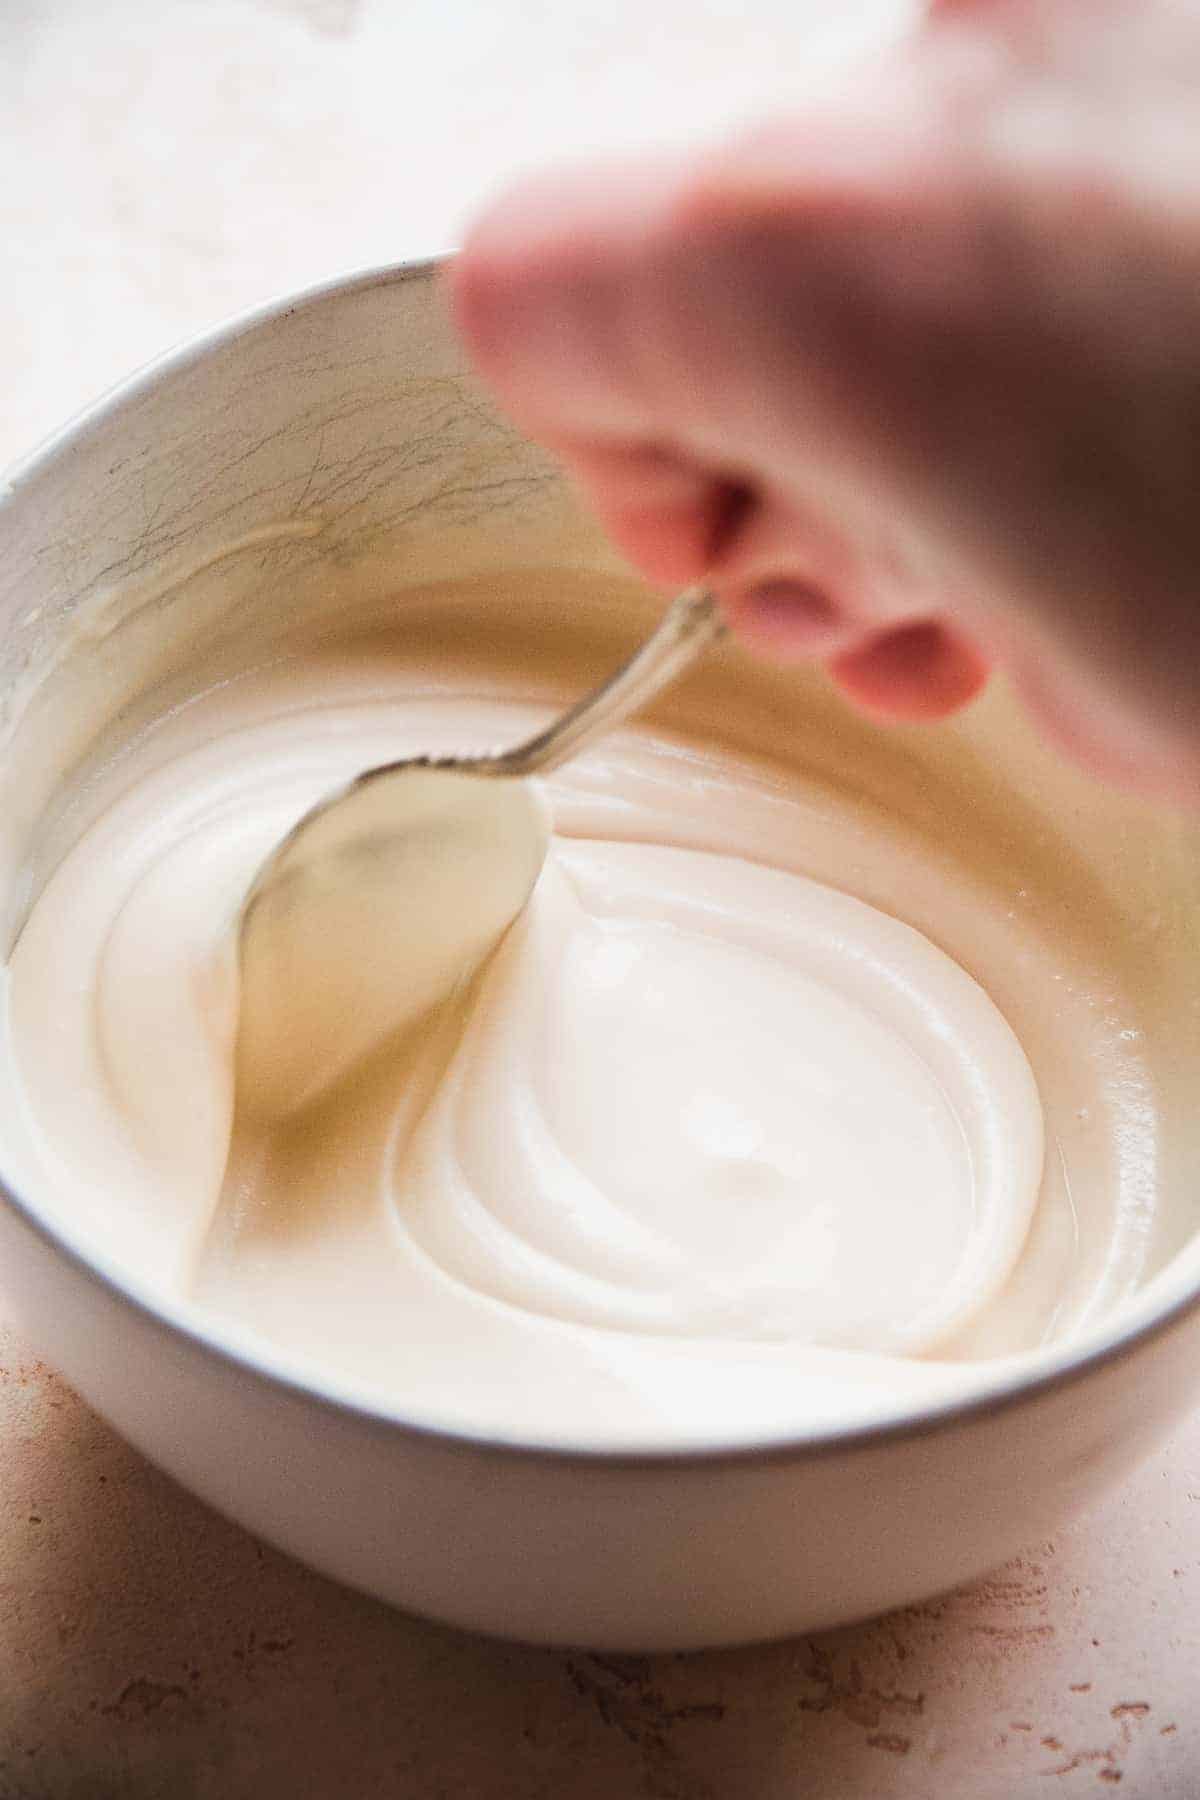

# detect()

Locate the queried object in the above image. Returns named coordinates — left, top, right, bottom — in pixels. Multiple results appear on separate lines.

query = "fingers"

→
left=1010, top=650, right=1200, bottom=808
left=832, top=622, right=992, bottom=722
left=709, top=485, right=929, bottom=659
left=449, top=160, right=757, bottom=593
left=451, top=0, right=1200, bottom=789
left=449, top=109, right=1004, bottom=732
left=449, top=118, right=951, bottom=623
left=668, top=91, right=1200, bottom=749
left=556, top=441, right=743, bottom=589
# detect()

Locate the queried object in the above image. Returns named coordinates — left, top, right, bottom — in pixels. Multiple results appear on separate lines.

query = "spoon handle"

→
left=487, top=587, right=725, bottom=778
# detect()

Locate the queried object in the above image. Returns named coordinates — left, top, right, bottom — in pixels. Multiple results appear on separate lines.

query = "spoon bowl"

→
left=235, top=768, right=551, bottom=1123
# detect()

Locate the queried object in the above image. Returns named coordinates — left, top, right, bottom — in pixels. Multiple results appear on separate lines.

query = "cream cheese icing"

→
left=0, top=600, right=1170, bottom=1448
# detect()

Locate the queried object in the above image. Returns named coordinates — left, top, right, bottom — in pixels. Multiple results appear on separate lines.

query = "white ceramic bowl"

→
left=2, top=261, right=1199, bottom=1652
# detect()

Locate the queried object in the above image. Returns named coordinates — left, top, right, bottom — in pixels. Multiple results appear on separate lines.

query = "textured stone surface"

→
left=1, top=2, right=1198, bottom=1794
left=2, top=1331, right=1197, bottom=1797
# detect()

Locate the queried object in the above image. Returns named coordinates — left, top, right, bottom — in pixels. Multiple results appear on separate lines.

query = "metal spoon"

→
left=234, top=586, right=725, bottom=1122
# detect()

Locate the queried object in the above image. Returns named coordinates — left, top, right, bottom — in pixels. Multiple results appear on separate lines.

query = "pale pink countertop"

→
left=2, top=4, right=1197, bottom=1794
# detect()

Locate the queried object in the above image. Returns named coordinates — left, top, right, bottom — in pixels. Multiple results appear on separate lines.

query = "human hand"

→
left=451, top=0, right=1200, bottom=803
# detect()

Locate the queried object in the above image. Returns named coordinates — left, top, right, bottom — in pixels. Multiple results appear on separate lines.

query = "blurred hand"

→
left=450, top=0, right=1200, bottom=804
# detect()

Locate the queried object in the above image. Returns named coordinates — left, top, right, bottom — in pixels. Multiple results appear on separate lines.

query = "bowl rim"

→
left=3, top=254, right=1199, bottom=1471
